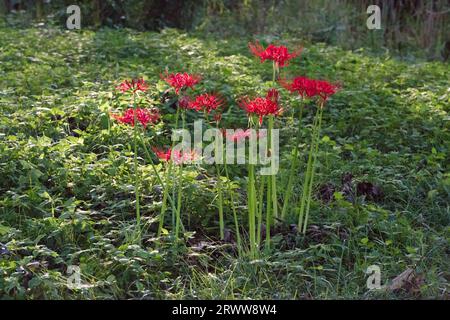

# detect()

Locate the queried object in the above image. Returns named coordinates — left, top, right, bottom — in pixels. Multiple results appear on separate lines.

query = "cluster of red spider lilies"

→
left=110, top=41, right=340, bottom=257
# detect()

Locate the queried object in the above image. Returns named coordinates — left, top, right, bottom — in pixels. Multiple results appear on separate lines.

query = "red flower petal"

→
left=116, top=78, right=148, bottom=93
left=161, top=72, right=201, bottom=94
left=238, top=88, right=282, bottom=125
left=189, top=93, right=224, bottom=113
left=112, top=108, right=160, bottom=128
left=248, top=41, right=302, bottom=67
left=280, top=77, right=340, bottom=101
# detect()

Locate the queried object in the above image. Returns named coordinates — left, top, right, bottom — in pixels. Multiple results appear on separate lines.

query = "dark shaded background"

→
left=1, top=0, right=449, bottom=60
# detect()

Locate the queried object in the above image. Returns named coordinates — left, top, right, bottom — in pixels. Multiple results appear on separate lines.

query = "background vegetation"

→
left=1, top=0, right=449, bottom=59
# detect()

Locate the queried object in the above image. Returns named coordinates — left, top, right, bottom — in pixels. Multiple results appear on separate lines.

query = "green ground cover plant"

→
left=0, top=26, right=448, bottom=299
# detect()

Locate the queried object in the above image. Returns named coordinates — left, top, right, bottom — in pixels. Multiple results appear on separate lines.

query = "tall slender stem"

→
left=215, top=122, right=225, bottom=240
left=302, top=105, right=323, bottom=233
left=257, top=174, right=265, bottom=246
left=175, top=110, right=186, bottom=240
left=157, top=107, right=180, bottom=237
left=281, top=100, right=304, bottom=218
left=132, top=94, right=141, bottom=242
left=248, top=163, right=256, bottom=258
left=224, top=162, right=242, bottom=254
left=268, top=115, right=277, bottom=220
left=138, top=136, right=176, bottom=242
left=272, top=61, right=277, bottom=85
left=265, top=172, right=272, bottom=251
left=137, top=134, right=176, bottom=210
left=270, top=62, right=278, bottom=220
left=265, top=115, right=275, bottom=250
left=247, top=121, right=257, bottom=258
left=157, top=165, right=170, bottom=235
left=266, top=126, right=272, bottom=226
left=298, top=106, right=320, bottom=230
left=216, top=164, right=224, bottom=239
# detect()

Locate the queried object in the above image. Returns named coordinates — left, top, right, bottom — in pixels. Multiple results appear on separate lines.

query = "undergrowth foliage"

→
left=0, top=27, right=448, bottom=299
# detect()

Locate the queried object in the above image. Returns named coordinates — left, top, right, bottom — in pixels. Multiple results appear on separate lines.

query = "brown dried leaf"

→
left=388, top=268, right=424, bottom=294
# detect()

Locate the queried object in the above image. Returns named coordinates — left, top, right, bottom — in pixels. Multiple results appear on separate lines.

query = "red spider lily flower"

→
left=280, top=76, right=340, bottom=101
left=153, top=147, right=199, bottom=165
left=161, top=72, right=201, bottom=94
left=153, top=147, right=172, bottom=162
left=248, top=41, right=302, bottom=67
left=178, top=95, right=192, bottom=109
left=238, top=88, right=283, bottom=125
left=189, top=93, right=224, bottom=113
left=111, top=108, right=160, bottom=128
left=116, top=78, right=148, bottom=93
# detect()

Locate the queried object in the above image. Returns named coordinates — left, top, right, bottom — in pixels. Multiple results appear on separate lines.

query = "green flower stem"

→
left=157, top=165, right=171, bottom=236
left=265, top=172, right=272, bottom=251
left=257, top=174, right=266, bottom=246
left=265, top=115, right=276, bottom=250
left=175, top=166, right=182, bottom=239
left=268, top=115, right=278, bottom=220
left=215, top=122, right=225, bottom=240
left=132, top=94, right=141, bottom=241
left=175, top=110, right=186, bottom=240
left=216, top=163, right=224, bottom=240
left=270, top=62, right=278, bottom=221
left=281, top=100, right=304, bottom=218
left=298, top=106, right=321, bottom=230
left=137, top=133, right=176, bottom=213
left=247, top=120, right=258, bottom=258
left=136, top=105, right=180, bottom=240
left=224, top=162, right=242, bottom=254
left=157, top=106, right=180, bottom=237
left=248, top=161, right=257, bottom=258
left=302, top=105, right=323, bottom=233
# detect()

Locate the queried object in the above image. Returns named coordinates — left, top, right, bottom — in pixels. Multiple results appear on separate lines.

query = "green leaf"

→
left=406, top=246, right=417, bottom=254
left=360, top=237, right=369, bottom=245
left=333, top=192, right=344, bottom=200
left=0, top=224, right=11, bottom=236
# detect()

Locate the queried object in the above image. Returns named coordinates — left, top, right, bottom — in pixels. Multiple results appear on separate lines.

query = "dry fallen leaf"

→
left=389, top=268, right=424, bottom=294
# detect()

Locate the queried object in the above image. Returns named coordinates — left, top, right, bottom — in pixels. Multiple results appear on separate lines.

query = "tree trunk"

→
left=35, top=0, right=44, bottom=20
left=93, top=0, right=101, bottom=27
